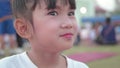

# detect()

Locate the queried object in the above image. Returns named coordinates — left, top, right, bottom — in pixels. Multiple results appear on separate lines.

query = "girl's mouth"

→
left=60, top=33, right=73, bottom=39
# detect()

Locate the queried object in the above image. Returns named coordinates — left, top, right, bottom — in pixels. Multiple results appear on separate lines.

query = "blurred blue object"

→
left=81, top=15, right=120, bottom=23
left=0, top=0, right=12, bottom=18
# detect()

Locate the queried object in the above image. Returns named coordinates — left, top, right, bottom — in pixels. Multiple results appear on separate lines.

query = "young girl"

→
left=0, top=0, right=89, bottom=68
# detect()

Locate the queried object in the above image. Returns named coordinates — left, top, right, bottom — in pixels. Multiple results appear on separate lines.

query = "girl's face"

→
left=31, top=0, right=78, bottom=53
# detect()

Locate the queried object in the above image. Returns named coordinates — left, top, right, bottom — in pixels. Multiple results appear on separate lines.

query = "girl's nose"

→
left=60, top=17, right=73, bottom=29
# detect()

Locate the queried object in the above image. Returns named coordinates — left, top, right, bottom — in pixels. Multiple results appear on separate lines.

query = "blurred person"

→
left=101, top=17, right=117, bottom=45
left=74, top=32, right=81, bottom=45
left=94, top=22, right=103, bottom=37
left=115, top=26, right=120, bottom=44
left=94, top=22, right=104, bottom=44
left=89, top=24, right=97, bottom=45
left=80, top=26, right=89, bottom=45
left=80, top=23, right=93, bottom=46
left=0, top=0, right=17, bottom=55
left=0, top=0, right=89, bottom=68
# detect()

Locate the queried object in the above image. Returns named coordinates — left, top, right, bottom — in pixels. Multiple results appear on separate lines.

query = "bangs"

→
left=12, top=0, right=76, bottom=19
left=12, top=0, right=76, bottom=15
left=41, top=0, right=76, bottom=10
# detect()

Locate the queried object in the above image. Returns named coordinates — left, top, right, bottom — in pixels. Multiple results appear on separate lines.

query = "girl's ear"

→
left=14, top=18, right=33, bottom=39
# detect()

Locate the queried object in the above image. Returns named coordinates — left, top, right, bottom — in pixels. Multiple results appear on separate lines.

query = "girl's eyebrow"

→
left=45, top=5, right=75, bottom=10
left=45, top=5, right=62, bottom=10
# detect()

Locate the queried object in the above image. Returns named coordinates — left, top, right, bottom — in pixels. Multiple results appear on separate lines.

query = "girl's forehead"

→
left=38, top=0, right=76, bottom=10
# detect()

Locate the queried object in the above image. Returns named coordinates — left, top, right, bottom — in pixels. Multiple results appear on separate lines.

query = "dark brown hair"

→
left=106, top=17, right=111, bottom=24
left=12, top=0, right=76, bottom=23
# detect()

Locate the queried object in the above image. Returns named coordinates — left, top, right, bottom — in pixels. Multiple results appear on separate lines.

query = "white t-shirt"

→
left=0, top=52, right=89, bottom=68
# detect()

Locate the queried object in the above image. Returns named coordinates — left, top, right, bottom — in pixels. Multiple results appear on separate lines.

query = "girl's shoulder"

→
left=65, top=56, right=89, bottom=68
left=0, top=52, right=26, bottom=68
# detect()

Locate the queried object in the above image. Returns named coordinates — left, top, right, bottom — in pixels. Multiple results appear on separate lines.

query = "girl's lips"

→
left=60, top=33, right=73, bottom=39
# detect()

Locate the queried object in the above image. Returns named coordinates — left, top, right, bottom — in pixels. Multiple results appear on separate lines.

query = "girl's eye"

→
left=47, top=11, right=58, bottom=16
left=68, top=12, right=75, bottom=16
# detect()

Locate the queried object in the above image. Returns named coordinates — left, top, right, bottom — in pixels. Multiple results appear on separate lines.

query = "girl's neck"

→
left=27, top=50, right=67, bottom=68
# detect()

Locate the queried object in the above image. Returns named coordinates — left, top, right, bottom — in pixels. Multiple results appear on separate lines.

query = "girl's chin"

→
left=61, top=44, right=73, bottom=50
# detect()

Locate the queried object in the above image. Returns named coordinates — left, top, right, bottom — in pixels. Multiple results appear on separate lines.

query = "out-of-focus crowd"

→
left=74, top=17, right=120, bottom=46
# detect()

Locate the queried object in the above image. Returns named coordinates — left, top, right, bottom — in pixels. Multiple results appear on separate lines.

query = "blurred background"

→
left=74, top=0, right=120, bottom=45
left=0, top=0, right=120, bottom=68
